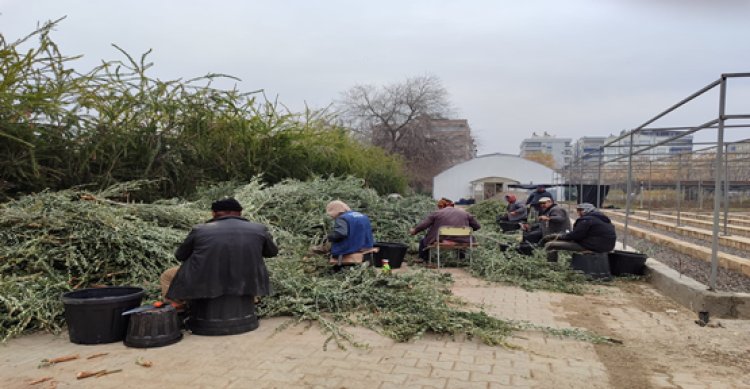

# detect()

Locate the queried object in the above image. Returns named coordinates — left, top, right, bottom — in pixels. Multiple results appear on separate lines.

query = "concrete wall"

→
left=432, top=153, right=556, bottom=201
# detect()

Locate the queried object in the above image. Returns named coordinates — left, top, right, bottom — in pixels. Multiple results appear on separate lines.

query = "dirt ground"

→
left=562, top=280, right=750, bottom=389
left=2, top=269, right=749, bottom=389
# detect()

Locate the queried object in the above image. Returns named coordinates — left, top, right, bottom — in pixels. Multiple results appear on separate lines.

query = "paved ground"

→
left=2, top=267, right=749, bottom=389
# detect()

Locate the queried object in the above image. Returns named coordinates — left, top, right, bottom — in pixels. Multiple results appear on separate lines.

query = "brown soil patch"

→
left=562, top=281, right=750, bottom=388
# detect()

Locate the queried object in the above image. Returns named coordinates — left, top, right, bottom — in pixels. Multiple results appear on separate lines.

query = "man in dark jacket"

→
left=160, top=198, right=278, bottom=306
left=410, top=198, right=481, bottom=262
left=526, top=185, right=554, bottom=213
left=522, top=197, right=570, bottom=244
left=542, top=203, right=616, bottom=262
left=496, top=194, right=528, bottom=232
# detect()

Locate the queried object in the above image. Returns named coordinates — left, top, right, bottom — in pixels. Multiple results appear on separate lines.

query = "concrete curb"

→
left=644, top=258, right=750, bottom=319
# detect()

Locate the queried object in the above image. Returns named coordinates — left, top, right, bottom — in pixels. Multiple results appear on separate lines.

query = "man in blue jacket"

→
left=326, top=200, right=374, bottom=267
left=542, top=203, right=616, bottom=262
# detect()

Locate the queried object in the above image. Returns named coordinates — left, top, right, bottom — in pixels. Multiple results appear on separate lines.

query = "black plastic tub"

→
left=373, top=242, right=408, bottom=269
left=498, top=221, right=521, bottom=233
left=124, top=305, right=183, bottom=348
left=61, top=286, right=144, bottom=344
left=571, top=252, right=611, bottom=280
left=608, top=250, right=647, bottom=276
left=516, top=241, right=534, bottom=256
left=188, top=295, right=258, bottom=336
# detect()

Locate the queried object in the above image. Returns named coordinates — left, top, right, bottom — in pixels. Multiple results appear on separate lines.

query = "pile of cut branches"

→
left=0, top=177, right=600, bottom=346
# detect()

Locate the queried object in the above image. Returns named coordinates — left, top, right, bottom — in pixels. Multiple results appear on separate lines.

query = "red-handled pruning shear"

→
left=121, top=301, right=168, bottom=316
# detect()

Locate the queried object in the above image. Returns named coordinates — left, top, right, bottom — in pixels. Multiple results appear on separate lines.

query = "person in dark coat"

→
left=410, top=198, right=481, bottom=262
left=537, top=197, right=570, bottom=236
left=325, top=200, right=374, bottom=267
left=541, top=203, right=616, bottom=262
left=496, top=194, right=527, bottom=232
left=160, top=198, right=278, bottom=307
left=526, top=185, right=554, bottom=213
left=497, top=194, right=527, bottom=222
left=522, top=197, right=570, bottom=244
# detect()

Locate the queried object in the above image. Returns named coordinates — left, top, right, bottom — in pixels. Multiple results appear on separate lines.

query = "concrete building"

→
left=603, top=130, right=693, bottom=161
left=574, top=136, right=607, bottom=161
left=428, top=119, right=476, bottom=165
left=432, top=153, right=559, bottom=202
left=519, top=132, right=572, bottom=168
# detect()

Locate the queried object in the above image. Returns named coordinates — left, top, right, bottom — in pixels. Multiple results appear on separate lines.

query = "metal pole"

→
left=709, top=76, right=727, bottom=291
left=567, top=163, right=572, bottom=208
left=723, top=144, right=730, bottom=235
left=623, top=133, right=635, bottom=248
left=640, top=182, right=644, bottom=209
left=698, top=178, right=703, bottom=210
left=579, top=158, right=584, bottom=205
left=596, top=150, right=602, bottom=208
left=676, top=154, right=682, bottom=227
left=648, top=160, right=653, bottom=220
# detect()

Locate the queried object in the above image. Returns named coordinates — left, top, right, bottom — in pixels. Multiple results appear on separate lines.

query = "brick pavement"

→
left=1, top=267, right=748, bottom=389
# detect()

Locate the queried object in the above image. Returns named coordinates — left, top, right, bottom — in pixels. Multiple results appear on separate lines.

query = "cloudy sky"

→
left=3, top=0, right=750, bottom=154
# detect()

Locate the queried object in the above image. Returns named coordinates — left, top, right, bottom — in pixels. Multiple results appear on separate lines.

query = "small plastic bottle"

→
left=382, top=259, right=391, bottom=274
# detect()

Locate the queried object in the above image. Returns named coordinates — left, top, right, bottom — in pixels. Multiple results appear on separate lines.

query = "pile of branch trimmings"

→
left=0, top=177, right=600, bottom=346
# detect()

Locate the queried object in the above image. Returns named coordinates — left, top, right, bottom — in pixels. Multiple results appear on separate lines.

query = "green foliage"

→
left=0, top=178, right=608, bottom=348
left=260, top=259, right=518, bottom=349
left=469, top=229, right=589, bottom=294
left=467, top=199, right=506, bottom=225
left=0, top=20, right=407, bottom=200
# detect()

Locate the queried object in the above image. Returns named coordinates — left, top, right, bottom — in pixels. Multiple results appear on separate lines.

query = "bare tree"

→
left=338, top=75, right=471, bottom=192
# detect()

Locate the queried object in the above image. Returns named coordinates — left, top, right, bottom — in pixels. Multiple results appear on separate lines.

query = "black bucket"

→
left=498, top=221, right=521, bottom=233
left=608, top=250, right=647, bottom=276
left=516, top=241, right=535, bottom=256
left=373, top=242, right=408, bottom=268
left=188, top=295, right=258, bottom=336
left=124, top=305, right=183, bottom=348
left=571, top=252, right=611, bottom=280
left=61, top=286, right=145, bottom=344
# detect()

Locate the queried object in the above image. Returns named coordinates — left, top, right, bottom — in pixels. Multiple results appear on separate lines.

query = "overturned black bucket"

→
left=571, top=252, right=611, bottom=280
left=373, top=242, right=408, bottom=268
left=498, top=221, right=522, bottom=233
left=188, top=295, right=258, bottom=336
left=608, top=250, right=647, bottom=276
left=125, top=305, right=182, bottom=348
left=61, top=286, right=144, bottom=344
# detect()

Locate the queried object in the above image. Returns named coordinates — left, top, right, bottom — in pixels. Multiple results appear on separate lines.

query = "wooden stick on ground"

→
left=39, top=354, right=79, bottom=368
left=28, top=376, right=53, bottom=385
left=76, top=369, right=122, bottom=379
left=86, top=352, right=109, bottom=360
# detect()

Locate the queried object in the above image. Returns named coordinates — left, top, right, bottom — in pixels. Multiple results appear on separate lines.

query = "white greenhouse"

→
left=432, top=153, right=561, bottom=202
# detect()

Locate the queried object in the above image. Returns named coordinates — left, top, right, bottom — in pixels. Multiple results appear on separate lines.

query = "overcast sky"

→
left=3, top=0, right=750, bottom=154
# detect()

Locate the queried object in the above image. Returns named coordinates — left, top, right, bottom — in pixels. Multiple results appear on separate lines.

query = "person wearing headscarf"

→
left=410, top=198, right=481, bottom=262
left=541, top=202, right=616, bottom=262
left=160, top=198, right=278, bottom=309
left=325, top=200, right=374, bottom=262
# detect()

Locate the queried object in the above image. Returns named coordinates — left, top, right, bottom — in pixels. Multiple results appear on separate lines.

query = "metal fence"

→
left=562, top=73, right=750, bottom=290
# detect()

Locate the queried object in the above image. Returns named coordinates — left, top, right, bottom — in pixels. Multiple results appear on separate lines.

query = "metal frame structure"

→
left=562, top=73, right=750, bottom=290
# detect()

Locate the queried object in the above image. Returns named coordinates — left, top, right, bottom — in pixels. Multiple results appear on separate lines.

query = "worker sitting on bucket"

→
left=540, top=203, right=616, bottom=262
left=159, top=198, right=278, bottom=311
